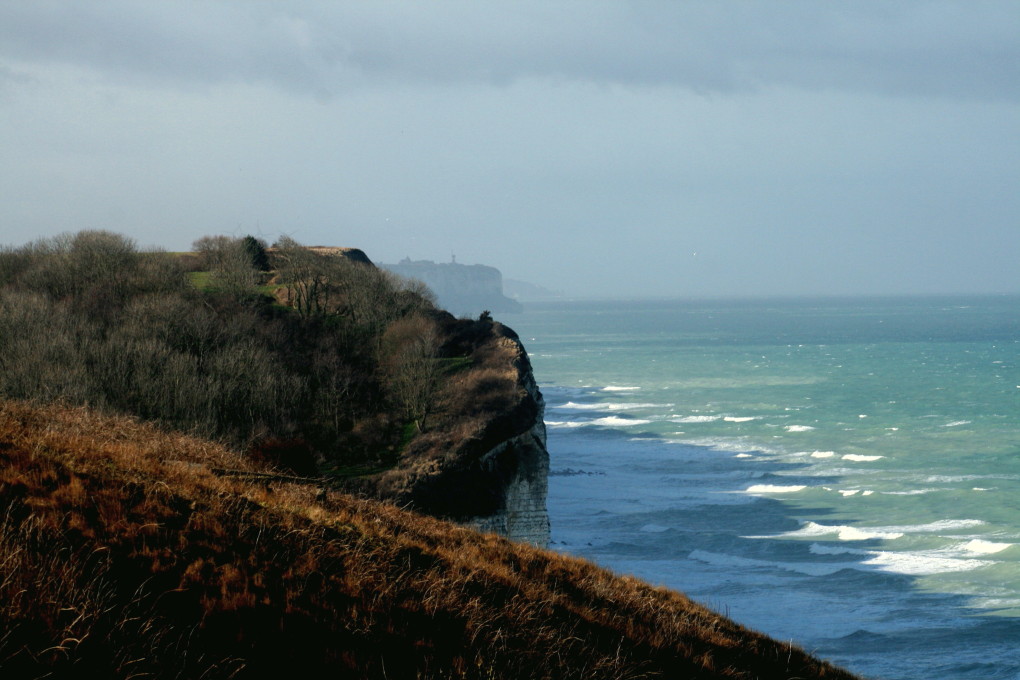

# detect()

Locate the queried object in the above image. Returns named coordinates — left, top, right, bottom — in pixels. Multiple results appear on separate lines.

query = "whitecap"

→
left=842, top=454, right=884, bottom=462
left=942, top=420, right=972, bottom=427
left=602, top=385, right=641, bottom=392
left=785, top=425, right=815, bottom=432
left=810, top=451, right=837, bottom=458
left=553, top=401, right=603, bottom=410
left=545, top=420, right=587, bottom=429
left=862, top=550, right=993, bottom=575
left=805, top=542, right=991, bottom=577
left=775, top=522, right=904, bottom=541
left=744, top=484, right=807, bottom=494
left=961, top=539, right=1012, bottom=555
left=884, top=519, right=986, bottom=533
left=734, top=453, right=754, bottom=458
left=673, top=415, right=720, bottom=423
left=589, top=416, right=652, bottom=427
left=553, top=401, right=669, bottom=412
left=838, top=489, right=861, bottom=497
left=723, top=416, right=757, bottom=423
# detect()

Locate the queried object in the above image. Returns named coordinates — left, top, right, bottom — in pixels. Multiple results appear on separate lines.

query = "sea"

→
left=505, top=295, right=1020, bottom=680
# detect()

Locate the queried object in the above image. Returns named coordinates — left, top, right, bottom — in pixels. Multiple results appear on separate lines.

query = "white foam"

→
left=589, top=416, right=652, bottom=427
left=677, top=437, right=782, bottom=456
left=961, top=539, right=1012, bottom=555
left=777, top=522, right=905, bottom=541
left=884, top=519, right=986, bottom=533
left=842, top=454, right=884, bottom=462
left=942, top=420, right=972, bottom=427
left=882, top=489, right=939, bottom=496
left=810, top=451, right=837, bottom=458
left=745, top=484, right=807, bottom=494
left=838, top=489, right=860, bottom=497
left=553, top=401, right=669, bottom=412
left=805, top=542, right=989, bottom=575
left=602, top=385, right=641, bottom=392
left=862, top=550, right=993, bottom=575
left=734, top=453, right=754, bottom=458
left=785, top=425, right=815, bottom=432
left=723, top=416, right=757, bottom=423
left=673, top=415, right=720, bottom=423
left=553, top=401, right=603, bottom=410
left=547, top=416, right=652, bottom=428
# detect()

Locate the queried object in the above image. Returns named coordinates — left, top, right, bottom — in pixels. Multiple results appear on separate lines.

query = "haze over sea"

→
left=508, top=296, right=1020, bottom=680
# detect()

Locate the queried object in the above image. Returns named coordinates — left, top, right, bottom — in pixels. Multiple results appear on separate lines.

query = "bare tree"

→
left=379, top=315, right=441, bottom=432
left=192, top=235, right=259, bottom=295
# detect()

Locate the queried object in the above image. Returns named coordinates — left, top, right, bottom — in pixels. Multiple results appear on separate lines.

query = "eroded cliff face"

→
left=460, top=365, right=550, bottom=546
left=362, top=319, right=550, bottom=547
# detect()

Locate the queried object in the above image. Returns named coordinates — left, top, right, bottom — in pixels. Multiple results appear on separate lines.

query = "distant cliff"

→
left=381, top=259, right=523, bottom=316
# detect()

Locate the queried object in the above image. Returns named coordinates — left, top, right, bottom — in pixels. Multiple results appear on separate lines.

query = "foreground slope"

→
left=0, top=400, right=859, bottom=680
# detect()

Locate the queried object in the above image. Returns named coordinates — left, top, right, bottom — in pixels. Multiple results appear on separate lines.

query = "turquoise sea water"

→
left=506, top=296, right=1020, bottom=680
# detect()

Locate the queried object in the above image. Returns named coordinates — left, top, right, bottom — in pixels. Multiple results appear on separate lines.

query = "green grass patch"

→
left=437, top=356, right=473, bottom=375
left=188, top=270, right=213, bottom=290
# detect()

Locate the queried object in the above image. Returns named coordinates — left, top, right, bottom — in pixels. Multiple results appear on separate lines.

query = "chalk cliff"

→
left=382, top=259, right=523, bottom=317
left=459, top=356, right=550, bottom=546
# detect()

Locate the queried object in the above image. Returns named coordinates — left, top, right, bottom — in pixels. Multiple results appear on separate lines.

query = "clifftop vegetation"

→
left=0, top=230, right=537, bottom=519
left=0, top=399, right=859, bottom=679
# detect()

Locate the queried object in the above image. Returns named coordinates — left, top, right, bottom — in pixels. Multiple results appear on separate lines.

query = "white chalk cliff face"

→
left=463, top=374, right=550, bottom=547
left=382, top=260, right=523, bottom=317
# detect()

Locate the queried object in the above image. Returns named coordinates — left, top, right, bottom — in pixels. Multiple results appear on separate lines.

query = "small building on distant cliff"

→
left=381, top=258, right=523, bottom=317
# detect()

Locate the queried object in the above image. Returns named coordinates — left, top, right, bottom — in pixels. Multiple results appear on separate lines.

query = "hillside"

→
left=0, top=400, right=859, bottom=680
left=0, top=231, right=548, bottom=541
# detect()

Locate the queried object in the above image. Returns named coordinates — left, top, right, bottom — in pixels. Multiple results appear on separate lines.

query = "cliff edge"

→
left=359, top=317, right=551, bottom=547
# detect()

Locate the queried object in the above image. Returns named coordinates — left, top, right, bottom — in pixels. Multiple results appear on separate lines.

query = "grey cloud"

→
left=1, top=1, right=1018, bottom=100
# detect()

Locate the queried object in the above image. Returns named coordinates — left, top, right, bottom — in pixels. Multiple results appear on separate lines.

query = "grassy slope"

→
left=0, top=400, right=860, bottom=679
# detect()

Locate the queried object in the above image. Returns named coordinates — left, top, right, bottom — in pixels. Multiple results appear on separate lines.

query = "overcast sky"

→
left=1, top=1, right=1017, bottom=298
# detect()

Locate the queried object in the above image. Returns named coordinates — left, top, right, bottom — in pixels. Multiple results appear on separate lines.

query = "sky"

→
left=1, top=1, right=1018, bottom=299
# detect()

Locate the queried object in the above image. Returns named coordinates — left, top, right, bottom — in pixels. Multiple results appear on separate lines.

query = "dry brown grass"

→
left=0, top=399, right=861, bottom=679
